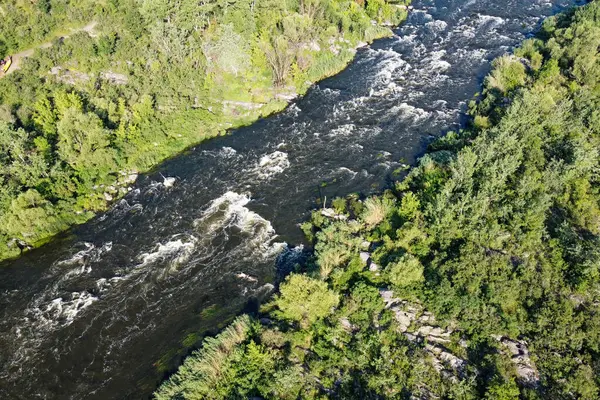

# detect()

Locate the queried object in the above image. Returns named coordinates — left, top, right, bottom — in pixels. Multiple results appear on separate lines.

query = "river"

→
left=0, top=0, right=582, bottom=398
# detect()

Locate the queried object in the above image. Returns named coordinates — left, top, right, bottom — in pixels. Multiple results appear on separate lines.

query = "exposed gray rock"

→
left=101, top=71, right=128, bottom=85
left=381, top=289, right=467, bottom=377
left=404, top=333, right=416, bottom=342
left=339, top=317, right=357, bottom=332
left=426, top=343, right=466, bottom=373
left=321, top=208, right=348, bottom=220
left=276, top=91, right=298, bottom=101
left=360, top=252, right=370, bottom=265
left=380, top=289, right=398, bottom=308
left=495, top=336, right=540, bottom=387
left=162, top=176, right=176, bottom=188
left=125, top=173, right=138, bottom=184
left=50, top=66, right=90, bottom=85
left=393, top=309, right=414, bottom=332
left=359, top=251, right=380, bottom=271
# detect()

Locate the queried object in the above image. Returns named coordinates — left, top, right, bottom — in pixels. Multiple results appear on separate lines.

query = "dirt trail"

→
left=4, top=21, right=97, bottom=75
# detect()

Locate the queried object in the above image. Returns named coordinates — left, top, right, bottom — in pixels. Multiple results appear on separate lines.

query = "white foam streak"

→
left=236, top=273, right=258, bottom=283
left=220, top=147, right=237, bottom=157
left=194, top=191, right=284, bottom=262
left=426, top=20, right=448, bottom=32
left=338, top=167, right=358, bottom=178
left=162, top=176, right=176, bottom=188
left=477, top=14, right=506, bottom=28
left=26, top=291, right=98, bottom=331
left=56, top=243, right=94, bottom=266
left=369, top=48, right=408, bottom=89
left=250, top=151, right=290, bottom=181
left=138, top=238, right=196, bottom=267
left=392, top=103, right=431, bottom=122
left=425, top=50, right=451, bottom=72
left=329, top=124, right=356, bottom=137
left=55, top=242, right=113, bottom=278
left=48, top=292, right=98, bottom=325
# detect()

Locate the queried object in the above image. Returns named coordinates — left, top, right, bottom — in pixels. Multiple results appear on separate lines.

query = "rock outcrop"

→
left=493, top=335, right=540, bottom=387
left=380, top=290, right=466, bottom=378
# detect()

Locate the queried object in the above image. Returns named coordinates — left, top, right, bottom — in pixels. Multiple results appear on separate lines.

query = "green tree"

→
left=273, top=274, right=339, bottom=328
left=260, top=35, right=294, bottom=86
left=203, top=24, right=251, bottom=76
left=33, top=96, right=58, bottom=137
left=387, top=254, right=424, bottom=288
left=56, top=109, right=116, bottom=180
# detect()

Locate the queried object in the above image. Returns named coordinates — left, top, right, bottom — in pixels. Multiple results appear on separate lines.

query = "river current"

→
left=0, top=0, right=582, bottom=398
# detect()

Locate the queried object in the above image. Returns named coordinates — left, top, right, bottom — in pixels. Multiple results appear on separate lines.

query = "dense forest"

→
left=0, top=0, right=408, bottom=261
left=156, top=1, right=600, bottom=399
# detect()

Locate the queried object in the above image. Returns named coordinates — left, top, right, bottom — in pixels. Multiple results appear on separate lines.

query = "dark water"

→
left=0, top=0, right=582, bottom=398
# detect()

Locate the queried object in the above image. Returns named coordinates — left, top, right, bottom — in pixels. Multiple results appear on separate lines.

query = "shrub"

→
left=485, top=55, right=527, bottom=93
left=272, top=274, right=339, bottom=328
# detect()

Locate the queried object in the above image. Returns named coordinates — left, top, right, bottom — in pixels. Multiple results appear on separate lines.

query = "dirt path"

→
left=4, top=21, right=97, bottom=75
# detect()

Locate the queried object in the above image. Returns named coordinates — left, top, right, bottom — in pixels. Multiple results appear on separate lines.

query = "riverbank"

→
left=155, top=1, right=600, bottom=398
left=0, top=1, right=410, bottom=263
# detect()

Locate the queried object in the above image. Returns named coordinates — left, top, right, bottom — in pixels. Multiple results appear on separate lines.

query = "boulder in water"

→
left=162, top=176, right=176, bottom=188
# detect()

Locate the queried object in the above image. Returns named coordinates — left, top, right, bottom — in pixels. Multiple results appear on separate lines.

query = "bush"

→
left=485, top=55, right=527, bottom=93
left=272, top=274, right=339, bottom=328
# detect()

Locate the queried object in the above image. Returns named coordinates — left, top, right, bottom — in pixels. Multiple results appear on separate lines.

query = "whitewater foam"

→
left=426, top=20, right=448, bottom=32
left=25, top=290, right=99, bottom=332
left=236, top=273, right=258, bottom=283
left=220, top=147, right=237, bottom=157
left=368, top=48, right=408, bottom=89
left=338, top=167, right=359, bottom=178
left=55, top=243, right=95, bottom=266
left=193, top=192, right=284, bottom=264
left=138, top=238, right=197, bottom=267
left=329, top=124, right=356, bottom=137
left=392, top=103, right=431, bottom=122
left=54, top=242, right=114, bottom=280
left=249, top=151, right=290, bottom=181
